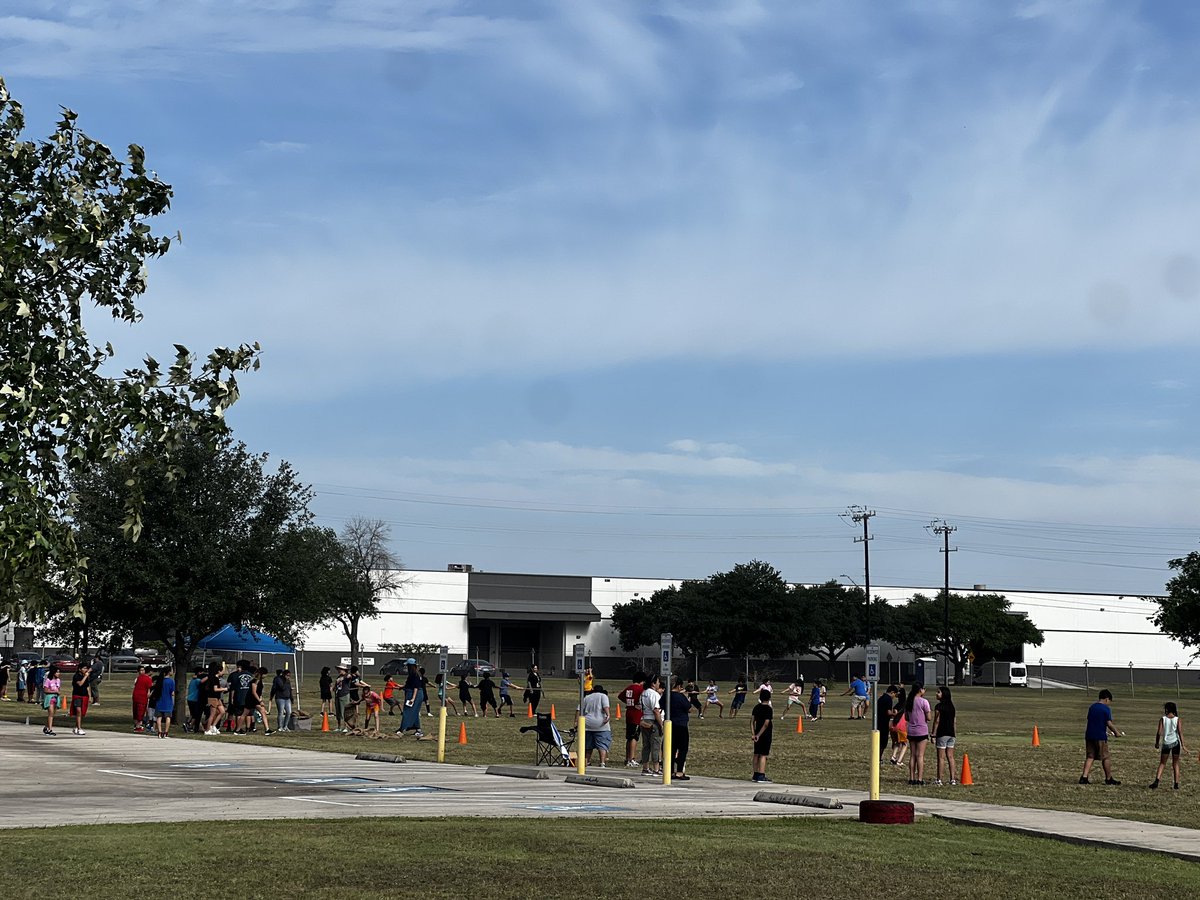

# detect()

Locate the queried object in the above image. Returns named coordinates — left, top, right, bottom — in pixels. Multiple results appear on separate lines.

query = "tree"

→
left=1150, top=551, right=1200, bottom=656
left=891, top=591, right=1044, bottom=683
left=792, top=580, right=892, bottom=677
left=325, top=517, right=405, bottom=669
left=0, top=77, right=259, bottom=623
left=610, top=560, right=799, bottom=668
left=71, top=434, right=331, bottom=720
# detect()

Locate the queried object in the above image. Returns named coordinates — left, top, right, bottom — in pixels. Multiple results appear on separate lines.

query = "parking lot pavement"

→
left=0, top=722, right=852, bottom=826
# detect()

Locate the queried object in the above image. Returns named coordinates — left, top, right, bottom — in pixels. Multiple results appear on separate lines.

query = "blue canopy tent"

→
left=195, top=625, right=301, bottom=698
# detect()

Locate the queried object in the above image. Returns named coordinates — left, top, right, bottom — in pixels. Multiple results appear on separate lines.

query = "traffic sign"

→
left=437, top=646, right=448, bottom=674
left=660, top=633, right=673, bottom=678
left=574, top=643, right=586, bottom=676
left=866, top=643, right=880, bottom=671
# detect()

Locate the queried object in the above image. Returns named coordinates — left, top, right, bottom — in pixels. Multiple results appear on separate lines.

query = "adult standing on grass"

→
left=1079, top=689, right=1123, bottom=786
left=42, top=664, right=62, bottom=736
left=526, top=664, right=543, bottom=713
left=620, top=673, right=644, bottom=767
left=729, top=674, right=748, bottom=718
left=70, top=661, right=94, bottom=735
left=185, top=668, right=205, bottom=733
left=750, top=688, right=773, bottom=783
left=1150, top=701, right=1186, bottom=790
left=905, top=682, right=931, bottom=786
left=152, top=666, right=176, bottom=738
left=334, top=664, right=353, bottom=732
left=88, top=653, right=104, bottom=704
left=319, top=666, right=335, bottom=724
left=931, top=686, right=957, bottom=786
left=396, top=659, right=426, bottom=738
left=639, top=673, right=665, bottom=777
left=132, top=664, right=153, bottom=733
left=668, top=676, right=693, bottom=780
left=582, top=683, right=612, bottom=767
left=271, top=669, right=294, bottom=731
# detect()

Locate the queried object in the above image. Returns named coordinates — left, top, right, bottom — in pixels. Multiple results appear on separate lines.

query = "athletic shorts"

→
left=935, top=736, right=956, bottom=750
left=753, top=736, right=772, bottom=757
left=71, top=696, right=89, bottom=718
left=1085, top=739, right=1110, bottom=760
left=731, top=695, right=746, bottom=709
left=155, top=707, right=173, bottom=719
left=626, top=718, right=641, bottom=742
left=229, top=704, right=246, bottom=717
left=586, top=730, right=613, bottom=752
left=1160, top=743, right=1181, bottom=757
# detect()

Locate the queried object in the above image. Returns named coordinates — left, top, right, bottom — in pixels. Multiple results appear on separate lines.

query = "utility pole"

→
left=843, top=506, right=875, bottom=643
left=926, top=519, right=957, bottom=685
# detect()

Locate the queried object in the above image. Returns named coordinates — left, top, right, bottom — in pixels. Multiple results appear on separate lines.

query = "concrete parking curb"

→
left=355, top=752, right=407, bottom=764
left=565, top=773, right=637, bottom=789
left=486, top=765, right=550, bottom=780
left=753, top=791, right=843, bottom=809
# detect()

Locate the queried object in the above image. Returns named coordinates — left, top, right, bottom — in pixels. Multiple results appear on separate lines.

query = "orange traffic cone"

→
left=527, top=703, right=534, bottom=718
left=795, top=715, right=803, bottom=734
left=960, top=753, right=974, bottom=785
left=550, top=704, right=556, bottom=721
left=321, top=712, right=330, bottom=733
left=1032, top=725, right=1040, bottom=747
left=615, top=703, right=622, bottom=721
left=458, top=722, right=468, bottom=745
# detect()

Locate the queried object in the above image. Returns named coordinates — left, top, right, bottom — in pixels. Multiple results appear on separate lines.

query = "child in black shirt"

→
left=751, top=689, right=773, bottom=783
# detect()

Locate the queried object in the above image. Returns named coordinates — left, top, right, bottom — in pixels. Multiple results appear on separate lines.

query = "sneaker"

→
left=1105, top=778, right=1121, bottom=786
left=263, top=729, right=273, bottom=736
left=77, top=729, right=86, bottom=736
left=1150, top=779, right=1160, bottom=789
left=599, top=763, right=607, bottom=768
left=1174, top=783, right=1180, bottom=790
left=72, top=727, right=79, bottom=735
left=414, top=731, right=425, bottom=738
left=42, top=726, right=50, bottom=735
left=46, top=729, right=56, bottom=736
left=675, top=774, right=691, bottom=781
left=1078, top=776, right=1089, bottom=785
left=933, top=779, right=944, bottom=786
left=950, top=779, right=958, bottom=785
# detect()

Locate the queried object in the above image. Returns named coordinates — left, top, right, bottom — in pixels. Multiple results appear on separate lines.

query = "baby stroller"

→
left=520, top=712, right=576, bottom=767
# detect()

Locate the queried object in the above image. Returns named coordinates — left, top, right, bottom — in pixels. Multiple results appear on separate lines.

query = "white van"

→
left=981, top=660, right=1028, bottom=686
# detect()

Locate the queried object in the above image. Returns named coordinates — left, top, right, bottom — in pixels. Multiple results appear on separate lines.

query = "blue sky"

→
left=6, top=1, right=1200, bottom=594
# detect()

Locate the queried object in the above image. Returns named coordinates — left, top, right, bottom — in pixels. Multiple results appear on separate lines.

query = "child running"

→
left=1151, top=701, right=1186, bottom=790
left=499, top=672, right=516, bottom=716
left=781, top=679, right=805, bottom=720
left=458, top=674, right=478, bottom=717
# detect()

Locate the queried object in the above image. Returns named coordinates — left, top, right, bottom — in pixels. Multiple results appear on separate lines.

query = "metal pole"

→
left=1084, top=659, right=1089, bottom=690
left=1039, top=659, right=1044, bottom=698
left=1129, top=661, right=1135, bottom=698
left=1176, top=663, right=1181, bottom=699
left=991, top=660, right=995, bottom=696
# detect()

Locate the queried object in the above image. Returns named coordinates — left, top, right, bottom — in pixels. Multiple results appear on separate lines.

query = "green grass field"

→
left=1, top=817, right=1197, bottom=900
left=5, top=674, right=1198, bottom=828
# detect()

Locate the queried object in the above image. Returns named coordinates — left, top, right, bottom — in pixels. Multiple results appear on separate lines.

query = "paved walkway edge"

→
left=929, top=811, right=1200, bottom=863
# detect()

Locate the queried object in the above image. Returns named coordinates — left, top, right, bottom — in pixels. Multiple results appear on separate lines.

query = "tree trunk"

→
left=349, top=617, right=360, bottom=670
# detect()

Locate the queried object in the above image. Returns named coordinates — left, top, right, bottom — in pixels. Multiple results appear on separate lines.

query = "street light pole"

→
left=926, top=520, right=957, bottom=685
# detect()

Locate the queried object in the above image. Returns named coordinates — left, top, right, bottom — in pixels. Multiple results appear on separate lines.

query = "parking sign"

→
left=660, top=633, right=673, bottom=678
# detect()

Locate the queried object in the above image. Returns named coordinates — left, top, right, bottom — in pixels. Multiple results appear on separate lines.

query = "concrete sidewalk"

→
left=3, top=721, right=1198, bottom=860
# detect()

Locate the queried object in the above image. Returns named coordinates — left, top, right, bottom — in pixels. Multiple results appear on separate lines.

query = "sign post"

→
left=437, top=646, right=448, bottom=763
left=661, top=633, right=673, bottom=786
left=866, top=643, right=880, bottom=800
left=574, top=643, right=587, bottom=774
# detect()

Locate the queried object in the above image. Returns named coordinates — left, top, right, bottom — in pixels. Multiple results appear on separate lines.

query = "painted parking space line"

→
left=281, top=797, right=361, bottom=807
left=339, top=785, right=454, bottom=794
left=521, top=804, right=630, bottom=812
left=273, top=776, right=380, bottom=785
left=168, top=762, right=242, bottom=769
left=97, top=769, right=159, bottom=780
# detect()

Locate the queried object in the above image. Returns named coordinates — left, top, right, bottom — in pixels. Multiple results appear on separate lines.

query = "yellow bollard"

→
left=663, top=721, right=672, bottom=786
left=437, top=705, right=448, bottom=763
left=577, top=714, right=587, bottom=775
left=869, top=730, right=880, bottom=800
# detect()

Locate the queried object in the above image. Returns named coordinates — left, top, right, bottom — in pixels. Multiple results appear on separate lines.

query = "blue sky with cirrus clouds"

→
left=5, top=0, right=1200, bottom=595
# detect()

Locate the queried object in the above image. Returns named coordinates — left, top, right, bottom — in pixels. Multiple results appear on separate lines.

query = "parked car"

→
left=50, top=656, right=80, bottom=673
left=107, top=655, right=145, bottom=673
left=449, top=658, right=496, bottom=678
left=378, top=658, right=412, bottom=677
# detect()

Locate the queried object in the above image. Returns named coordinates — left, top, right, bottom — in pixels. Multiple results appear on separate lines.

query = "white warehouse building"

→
left=295, top=568, right=1192, bottom=685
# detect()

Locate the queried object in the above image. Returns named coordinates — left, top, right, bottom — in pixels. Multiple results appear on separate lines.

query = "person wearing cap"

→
left=395, top=658, right=425, bottom=738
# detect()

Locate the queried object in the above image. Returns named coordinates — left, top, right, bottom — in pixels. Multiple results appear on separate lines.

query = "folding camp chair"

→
left=520, top=712, right=576, bottom=766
